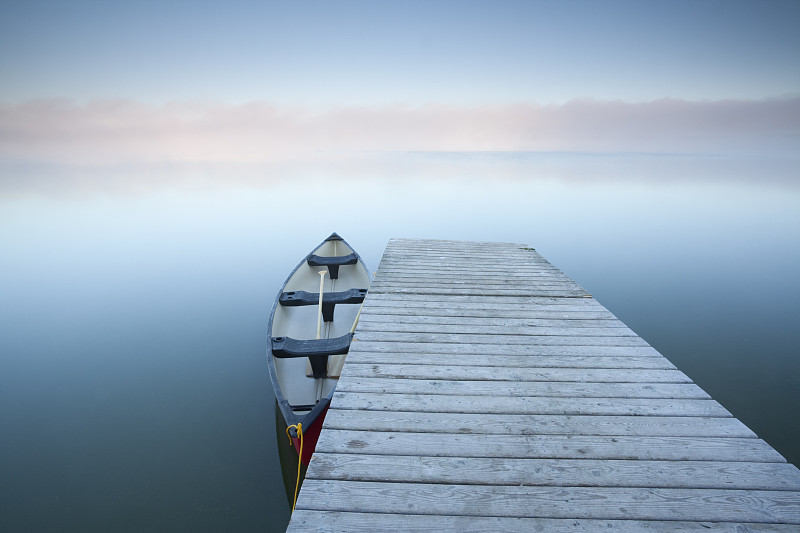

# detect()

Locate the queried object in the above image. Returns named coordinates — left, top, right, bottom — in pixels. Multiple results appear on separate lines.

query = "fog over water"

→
left=1, top=151, right=799, bottom=532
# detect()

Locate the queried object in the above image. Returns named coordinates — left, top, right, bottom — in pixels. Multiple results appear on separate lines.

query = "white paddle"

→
left=350, top=298, right=365, bottom=334
left=316, top=270, right=327, bottom=339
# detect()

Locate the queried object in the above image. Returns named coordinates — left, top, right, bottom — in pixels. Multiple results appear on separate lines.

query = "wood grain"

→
left=315, top=429, right=786, bottom=462
left=295, top=480, right=800, bottom=523
left=289, top=511, right=800, bottom=532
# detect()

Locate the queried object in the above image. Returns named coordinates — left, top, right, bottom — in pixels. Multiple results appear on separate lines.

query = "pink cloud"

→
left=1, top=98, right=798, bottom=169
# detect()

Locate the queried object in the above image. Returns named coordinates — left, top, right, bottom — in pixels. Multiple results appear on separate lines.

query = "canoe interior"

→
left=270, top=236, right=371, bottom=427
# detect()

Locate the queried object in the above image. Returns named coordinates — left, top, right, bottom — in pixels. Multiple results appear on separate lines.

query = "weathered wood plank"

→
left=371, top=279, right=582, bottom=289
left=315, top=430, right=786, bottom=462
left=377, top=259, right=564, bottom=268
left=374, top=270, right=572, bottom=280
left=382, top=249, right=537, bottom=258
left=384, top=240, right=537, bottom=249
left=307, top=454, right=800, bottom=491
left=362, top=303, right=613, bottom=319
left=375, top=264, right=568, bottom=275
left=376, top=268, right=572, bottom=276
left=382, top=250, right=541, bottom=259
left=353, top=331, right=651, bottom=346
left=322, top=409, right=755, bottom=437
left=335, top=376, right=711, bottom=399
left=294, top=480, right=800, bottom=523
left=381, top=249, right=553, bottom=259
left=380, top=252, right=556, bottom=262
left=362, top=303, right=606, bottom=318
left=372, top=274, right=580, bottom=285
left=340, top=364, right=690, bottom=383
left=349, top=341, right=662, bottom=357
left=330, top=391, right=731, bottom=417
left=381, top=254, right=549, bottom=260
left=370, top=287, right=591, bottom=298
left=382, top=248, right=536, bottom=255
left=365, top=292, right=603, bottom=306
left=344, top=352, right=676, bottom=369
left=361, top=304, right=617, bottom=319
left=377, top=260, right=563, bottom=270
left=359, top=315, right=628, bottom=329
left=371, top=282, right=582, bottom=293
left=387, top=238, right=528, bottom=248
left=288, top=511, right=800, bottom=532
left=357, top=322, right=638, bottom=337
left=381, top=248, right=550, bottom=257
left=378, top=261, right=559, bottom=269
left=370, top=286, right=590, bottom=297
left=384, top=242, right=531, bottom=251
left=373, top=268, right=571, bottom=277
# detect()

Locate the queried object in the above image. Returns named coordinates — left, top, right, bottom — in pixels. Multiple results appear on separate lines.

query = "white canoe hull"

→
left=267, top=233, right=370, bottom=461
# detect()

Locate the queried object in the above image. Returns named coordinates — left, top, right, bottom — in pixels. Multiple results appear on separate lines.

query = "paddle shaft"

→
left=350, top=299, right=365, bottom=334
left=316, top=270, right=327, bottom=339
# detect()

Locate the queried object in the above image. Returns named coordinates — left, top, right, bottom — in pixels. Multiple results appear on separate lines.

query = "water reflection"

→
left=1, top=152, right=798, bottom=532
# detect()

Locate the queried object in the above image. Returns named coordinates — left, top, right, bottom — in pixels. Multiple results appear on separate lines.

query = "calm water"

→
left=1, top=152, right=799, bottom=532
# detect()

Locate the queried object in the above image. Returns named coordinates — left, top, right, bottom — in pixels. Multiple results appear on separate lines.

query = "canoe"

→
left=267, top=233, right=371, bottom=465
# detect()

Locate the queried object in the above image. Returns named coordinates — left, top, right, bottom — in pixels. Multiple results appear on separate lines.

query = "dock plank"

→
left=358, top=314, right=628, bottom=328
left=321, top=410, right=755, bottom=437
left=315, top=430, right=787, bottom=462
left=289, top=511, right=800, bottom=532
left=364, top=292, right=602, bottom=305
left=361, top=305, right=617, bottom=319
left=308, top=454, right=800, bottom=490
left=340, top=363, right=692, bottom=382
left=331, top=391, right=731, bottom=417
left=343, top=352, right=677, bottom=369
left=296, top=480, right=800, bottom=523
left=335, top=377, right=711, bottom=399
left=349, top=341, right=662, bottom=356
left=354, top=331, right=651, bottom=346
left=356, top=322, right=640, bottom=336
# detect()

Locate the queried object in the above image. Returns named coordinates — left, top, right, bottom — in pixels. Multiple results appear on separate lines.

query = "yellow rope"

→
left=285, top=423, right=303, bottom=512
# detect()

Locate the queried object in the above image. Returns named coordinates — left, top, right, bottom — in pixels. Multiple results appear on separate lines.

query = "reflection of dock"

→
left=287, top=238, right=800, bottom=530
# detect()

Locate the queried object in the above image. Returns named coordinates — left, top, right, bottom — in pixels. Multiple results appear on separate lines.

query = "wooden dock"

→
left=287, top=238, right=800, bottom=531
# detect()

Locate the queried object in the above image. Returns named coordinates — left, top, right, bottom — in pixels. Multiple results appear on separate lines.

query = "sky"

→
left=0, top=0, right=799, bottom=189
left=1, top=0, right=799, bottom=105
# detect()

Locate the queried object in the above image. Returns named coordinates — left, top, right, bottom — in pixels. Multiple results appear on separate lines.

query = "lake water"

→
left=1, top=152, right=799, bottom=532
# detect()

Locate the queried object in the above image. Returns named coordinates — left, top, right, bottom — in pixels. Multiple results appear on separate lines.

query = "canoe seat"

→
left=307, top=252, right=358, bottom=279
left=271, top=333, right=352, bottom=358
left=280, top=288, right=367, bottom=322
left=271, top=333, right=353, bottom=378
